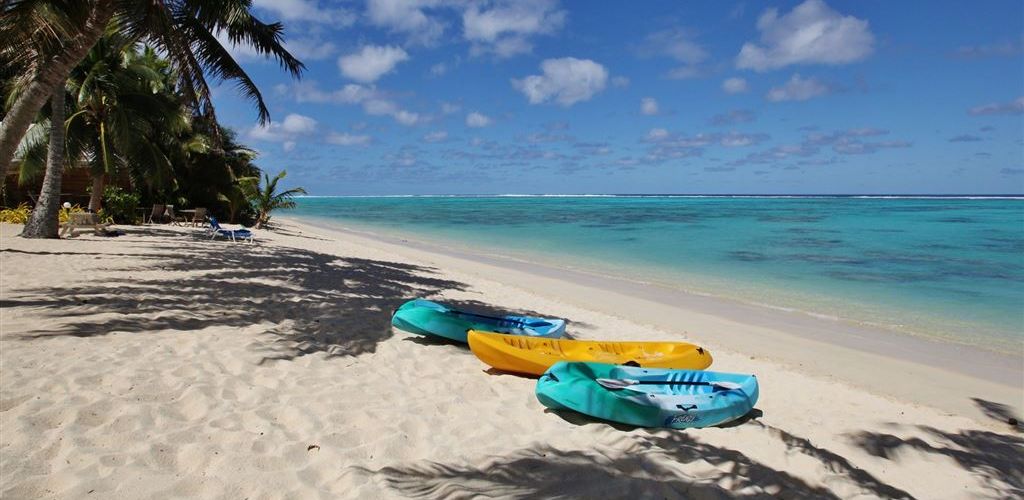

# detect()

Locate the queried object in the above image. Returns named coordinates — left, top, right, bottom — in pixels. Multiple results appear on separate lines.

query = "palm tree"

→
left=2, top=1, right=303, bottom=237
left=19, top=90, right=67, bottom=237
left=218, top=176, right=257, bottom=224
left=16, top=33, right=188, bottom=212
left=246, top=170, right=306, bottom=229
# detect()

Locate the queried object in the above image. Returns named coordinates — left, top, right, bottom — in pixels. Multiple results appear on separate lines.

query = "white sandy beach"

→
left=1, top=220, right=1021, bottom=499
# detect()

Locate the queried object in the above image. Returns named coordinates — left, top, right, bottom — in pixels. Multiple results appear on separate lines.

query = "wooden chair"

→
left=190, top=207, right=208, bottom=227
left=146, top=204, right=165, bottom=224
left=165, top=205, right=178, bottom=225
left=60, top=212, right=110, bottom=238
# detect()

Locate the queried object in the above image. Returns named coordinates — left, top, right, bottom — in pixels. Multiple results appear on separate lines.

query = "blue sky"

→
left=213, top=0, right=1024, bottom=195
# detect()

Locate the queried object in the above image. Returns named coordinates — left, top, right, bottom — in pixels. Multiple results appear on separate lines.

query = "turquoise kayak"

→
left=391, top=299, right=566, bottom=343
left=536, top=361, right=758, bottom=429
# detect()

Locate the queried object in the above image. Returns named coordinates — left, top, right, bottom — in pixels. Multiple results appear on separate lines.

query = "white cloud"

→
left=422, top=130, right=449, bottom=143
left=338, top=45, right=409, bottom=83
left=646, top=29, right=707, bottom=64
left=646, top=128, right=670, bottom=141
left=430, top=62, right=448, bottom=76
left=737, top=0, right=874, bottom=71
left=327, top=132, right=372, bottom=146
left=722, top=77, right=749, bottom=94
left=611, top=76, right=630, bottom=88
left=440, top=102, right=461, bottom=114
left=641, top=29, right=709, bottom=79
left=512, top=57, right=609, bottom=106
left=366, top=0, right=445, bottom=46
left=283, top=141, right=296, bottom=152
left=253, top=0, right=355, bottom=25
left=463, top=0, right=566, bottom=58
left=466, top=112, right=492, bottom=128
left=284, top=36, right=337, bottom=60
left=640, top=97, right=659, bottom=115
left=765, top=74, right=829, bottom=102
left=968, top=96, right=1024, bottom=116
left=393, top=110, right=421, bottom=126
left=218, top=30, right=338, bottom=63
left=248, top=113, right=318, bottom=142
left=287, top=82, right=421, bottom=126
left=280, top=114, right=318, bottom=134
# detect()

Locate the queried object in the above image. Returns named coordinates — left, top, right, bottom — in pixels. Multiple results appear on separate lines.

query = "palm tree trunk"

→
left=88, top=174, right=105, bottom=212
left=21, top=92, right=67, bottom=238
left=0, top=0, right=114, bottom=178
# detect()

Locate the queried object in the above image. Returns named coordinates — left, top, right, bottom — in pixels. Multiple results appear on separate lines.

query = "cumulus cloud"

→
left=430, top=62, right=448, bottom=76
left=366, top=0, right=446, bottom=46
left=512, top=57, right=609, bottom=106
left=968, top=96, right=1024, bottom=116
left=248, top=113, right=318, bottom=142
left=807, top=128, right=910, bottom=154
left=440, top=102, right=462, bottom=114
left=640, top=97, right=659, bottom=115
left=327, top=132, right=372, bottom=146
left=253, top=0, right=355, bottom=25
left=338, top=45, right=409, bottom=83
left=640, top=128, right=768, bottom=163
left=463, top=0, right=566, bottom=58
left=766, top=74, right=830, bottom=102
left=720, top=132, right=771, bottom=148
left=736, top=0, right=874, bottom=71
left=722, top=77, right=749, bottom=94
left=640, top=28, right=709, bottom=79
left=284, top=36, right=338, bottom=60
left=286, top=82, right=422, bottom=126
left=731, top=127, right=909, bottom=166
left=466, top=112, right=492, bottom=127
left=646, top=128, right=670, bottom=141
left=422, top=130, right=449, bottom=143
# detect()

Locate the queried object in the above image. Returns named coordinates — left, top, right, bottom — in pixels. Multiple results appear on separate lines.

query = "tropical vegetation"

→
left=245, top=170, right=307, bottom=229
left=0, top=0, right=306, bottom=238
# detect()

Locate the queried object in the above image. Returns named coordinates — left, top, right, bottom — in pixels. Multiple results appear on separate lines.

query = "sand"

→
left=1, top=220, right=1021, bottom=499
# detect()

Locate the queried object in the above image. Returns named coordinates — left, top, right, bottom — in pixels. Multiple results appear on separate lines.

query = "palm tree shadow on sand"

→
left=0, top=228, right=580, bottom=363
left=356, top=422, right=921, bottom=499
left=845, top=398, right=1023, bottom=498
left=359, top=405, right=923, bottom=499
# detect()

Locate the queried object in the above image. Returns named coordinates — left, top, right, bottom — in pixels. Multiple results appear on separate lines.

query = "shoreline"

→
left=281, top=215, right=1023, bottom=423
left=289, top=213, right=1021, bottom=356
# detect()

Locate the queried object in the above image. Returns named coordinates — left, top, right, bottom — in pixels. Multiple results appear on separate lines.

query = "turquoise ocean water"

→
left=289, top=196, right=1024, bottom=353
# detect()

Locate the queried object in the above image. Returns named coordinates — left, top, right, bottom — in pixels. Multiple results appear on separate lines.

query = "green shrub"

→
left=102, top=186, right=141, bottom=224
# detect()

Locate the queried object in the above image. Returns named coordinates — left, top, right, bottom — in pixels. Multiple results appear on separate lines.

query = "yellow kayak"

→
left=467, top=330, right=713, bottom=376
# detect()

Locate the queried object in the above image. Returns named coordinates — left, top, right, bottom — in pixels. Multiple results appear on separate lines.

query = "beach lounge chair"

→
left=60, top=212, right=111, bottom=238
left=146, top=204, right=165, bottom=224
left=208, top=217, right=254, bottom=243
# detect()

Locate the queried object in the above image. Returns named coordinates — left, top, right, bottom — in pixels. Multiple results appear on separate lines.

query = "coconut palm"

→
left=245, top=170, right=306, bottom=229
left=2, top=0, right=303, bottom=237
left=16, top=33, right=188, bottom=212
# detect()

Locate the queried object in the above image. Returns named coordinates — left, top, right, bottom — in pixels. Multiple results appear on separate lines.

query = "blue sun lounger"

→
left=208, top=217, right=254, bottom=243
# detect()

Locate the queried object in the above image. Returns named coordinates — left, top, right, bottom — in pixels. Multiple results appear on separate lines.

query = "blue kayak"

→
left=536, top=361, right=758, bottom=428
left=391, top=299, right=566, bottom=343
